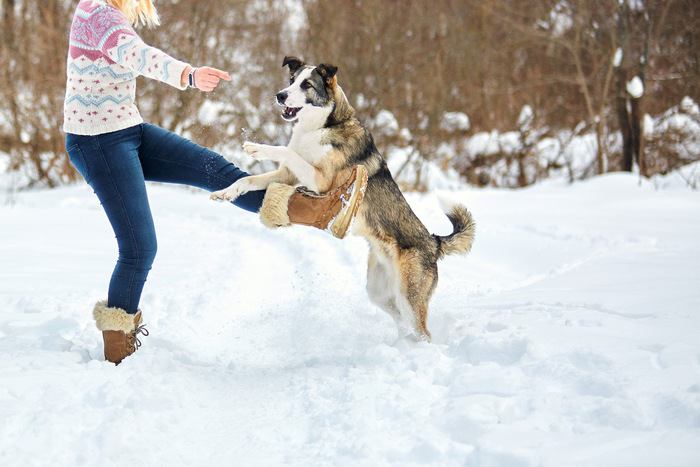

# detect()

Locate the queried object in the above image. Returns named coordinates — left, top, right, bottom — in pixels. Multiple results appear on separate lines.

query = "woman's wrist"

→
left=181, top=66, right=194, bottom=88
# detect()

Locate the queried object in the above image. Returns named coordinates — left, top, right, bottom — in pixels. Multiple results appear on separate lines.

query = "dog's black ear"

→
left=317, top=63, right=338, bottom=84
left=282, top=56, right=304, bottom=74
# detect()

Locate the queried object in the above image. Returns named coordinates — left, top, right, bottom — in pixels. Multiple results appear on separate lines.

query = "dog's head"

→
left=275, top=56, right=343, bottom=126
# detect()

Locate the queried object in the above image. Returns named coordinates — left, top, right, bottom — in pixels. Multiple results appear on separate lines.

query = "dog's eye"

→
left=300, top=80, right=310, bottom=90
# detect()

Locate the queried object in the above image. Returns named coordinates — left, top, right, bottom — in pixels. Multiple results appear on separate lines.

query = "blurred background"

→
left=1, top=0, right=698, bottom=190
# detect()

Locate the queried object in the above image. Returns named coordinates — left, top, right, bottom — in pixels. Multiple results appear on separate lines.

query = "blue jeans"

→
left=65, top=123, right=265, bottom=313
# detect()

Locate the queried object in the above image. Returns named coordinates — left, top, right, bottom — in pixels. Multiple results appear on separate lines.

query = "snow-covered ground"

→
left=1, top=173, right=699, bottom=466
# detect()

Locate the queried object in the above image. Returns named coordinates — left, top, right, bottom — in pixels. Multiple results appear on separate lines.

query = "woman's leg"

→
left=137, top=123, right=265, bottom=212
left=67, top=126, right=157, bottom=313
left=137, top=123, right=369, bottom=239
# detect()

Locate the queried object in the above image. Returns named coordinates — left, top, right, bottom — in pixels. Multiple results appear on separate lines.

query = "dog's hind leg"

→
left=366, top=249, right=405, bottom=332
left=395, top=251, right=438, bottom=342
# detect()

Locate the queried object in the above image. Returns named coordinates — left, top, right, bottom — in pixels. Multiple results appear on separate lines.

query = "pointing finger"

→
left=209, top=68, right=232, bottom=81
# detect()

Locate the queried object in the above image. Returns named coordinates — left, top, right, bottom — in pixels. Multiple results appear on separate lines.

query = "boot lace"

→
left=128, top=323, right=149, bottom=351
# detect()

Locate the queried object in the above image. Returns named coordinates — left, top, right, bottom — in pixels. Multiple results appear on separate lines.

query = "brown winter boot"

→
left=259, top=165, right=369, bottom=239
left=93, top=301, right=149, bottom=365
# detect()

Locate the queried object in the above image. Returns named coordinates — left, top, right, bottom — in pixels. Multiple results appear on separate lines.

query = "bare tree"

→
left=1, top=0, right=698, bottom=187
left=0, top=0, right=73, bottom=186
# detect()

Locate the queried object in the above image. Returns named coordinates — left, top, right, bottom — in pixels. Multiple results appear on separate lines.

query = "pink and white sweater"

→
left=63, top=0, right=190, bottom=135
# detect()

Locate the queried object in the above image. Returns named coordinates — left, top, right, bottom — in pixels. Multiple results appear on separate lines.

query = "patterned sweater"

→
left=63, top=0, right=190, bottom=135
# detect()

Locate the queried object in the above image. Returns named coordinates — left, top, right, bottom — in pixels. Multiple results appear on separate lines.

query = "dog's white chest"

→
left=288, top=129, right=332, bottom=165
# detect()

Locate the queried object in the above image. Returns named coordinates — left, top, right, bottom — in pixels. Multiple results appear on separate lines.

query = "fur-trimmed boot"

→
left=93, top=301, right=149, bottom=365
left=260, top=165, right=368, bottom=239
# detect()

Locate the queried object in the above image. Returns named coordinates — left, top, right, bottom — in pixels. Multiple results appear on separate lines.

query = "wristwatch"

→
left=188, top=68, right=197, bottom=89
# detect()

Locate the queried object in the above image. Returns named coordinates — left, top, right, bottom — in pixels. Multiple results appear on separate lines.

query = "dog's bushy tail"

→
left=435, top=197, right=476, bottom=259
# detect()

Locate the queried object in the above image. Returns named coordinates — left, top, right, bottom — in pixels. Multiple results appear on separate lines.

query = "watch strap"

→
left=188, top=68, right=197, bottom=89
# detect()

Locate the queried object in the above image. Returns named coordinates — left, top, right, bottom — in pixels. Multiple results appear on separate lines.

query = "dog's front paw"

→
left=242, top=141, right=280, bottom=162
left=210, top=182, right=247, bottom=202
left=242, top=141, right=266, bottom=159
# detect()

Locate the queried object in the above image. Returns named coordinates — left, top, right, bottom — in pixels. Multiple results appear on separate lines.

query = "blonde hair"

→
left=108, top=0, right=160, bottom=28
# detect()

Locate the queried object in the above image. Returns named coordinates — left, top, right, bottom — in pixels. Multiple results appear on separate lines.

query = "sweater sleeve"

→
left=94, top=7, right=191, bottom=90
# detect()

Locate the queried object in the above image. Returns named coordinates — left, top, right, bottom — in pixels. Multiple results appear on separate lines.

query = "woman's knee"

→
left=140, top=242, right=158, bottom=268
left=117, top=229, right=158, bottom=270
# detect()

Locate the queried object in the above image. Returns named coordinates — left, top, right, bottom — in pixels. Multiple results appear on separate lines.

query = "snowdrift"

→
left=1, top=173, right=699, bottom=466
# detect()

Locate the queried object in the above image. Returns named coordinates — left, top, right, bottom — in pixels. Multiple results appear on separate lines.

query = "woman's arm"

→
left=94, top=6, right=229, bottom=91
left=179, top=65, right=231, bottom=92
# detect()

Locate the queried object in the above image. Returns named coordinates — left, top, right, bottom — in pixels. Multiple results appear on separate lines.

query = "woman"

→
left=64, top=0, right=367, bottom=365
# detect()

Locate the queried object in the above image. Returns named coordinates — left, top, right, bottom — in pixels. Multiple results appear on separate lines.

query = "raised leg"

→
left=243, top=142, right=321, bottom=192
left=138, top=123, right=265, bottom=213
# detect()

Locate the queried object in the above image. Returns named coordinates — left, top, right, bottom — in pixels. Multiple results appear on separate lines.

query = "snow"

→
left=516, top=105, right=534, bottom=129
left=197, top=100, right=234, bottom=126
left=458, top=125, right=600, bottom=186
left=372, top=109, right=399, bottom=136
left=648, top=97, right=700, bottom=164
left=643, top=113, right=654, bottom=137
left=651, top=161, right=700, bottom=190
left=448, top=96, right=700, bottom=188
left=680, top=96, right=700, bottom=116
left=281, top=0, right=307, bottom=42
left=386, top=146, right=464, bottom=190
left=629, top=0, right=646, bottom=11
left=546, top=1, right=573, bottom=37
left=554, top=132, right=599, bottom=178
left=613, top=48, right=623, bottom=67
left=465, top=131, right=504, bottom=157
left=1, top=173, right=700, bottom=466
left=441, top=112, right=471, bottom=133
left=626, top=76, right=644, bottom=99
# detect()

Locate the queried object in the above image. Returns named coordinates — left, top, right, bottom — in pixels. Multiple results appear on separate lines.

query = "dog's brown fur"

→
left=303, top=71, right=475, bottom=340
left=223, top=59, right=476, bottom=340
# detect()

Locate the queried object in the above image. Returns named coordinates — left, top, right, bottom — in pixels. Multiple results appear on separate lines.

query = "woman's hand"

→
left=181, top=66, right=231, bottom=92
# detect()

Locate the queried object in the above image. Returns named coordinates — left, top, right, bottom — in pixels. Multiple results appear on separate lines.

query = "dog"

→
left=211, top=56, right=475, bottom=341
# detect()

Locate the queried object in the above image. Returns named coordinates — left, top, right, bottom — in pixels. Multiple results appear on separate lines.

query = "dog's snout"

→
left=276, top=91, right=288, bottom=105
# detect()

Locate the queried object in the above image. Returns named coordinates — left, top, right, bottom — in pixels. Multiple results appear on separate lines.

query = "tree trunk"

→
left=616, top=1, right=636, bottom=173
left=630, top=96, right=643, bottom=174
left=616, top=70, right=634, bottom=172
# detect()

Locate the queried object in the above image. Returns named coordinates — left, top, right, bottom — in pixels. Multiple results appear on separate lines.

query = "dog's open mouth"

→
left=282, top=106, right=301, bottom=121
